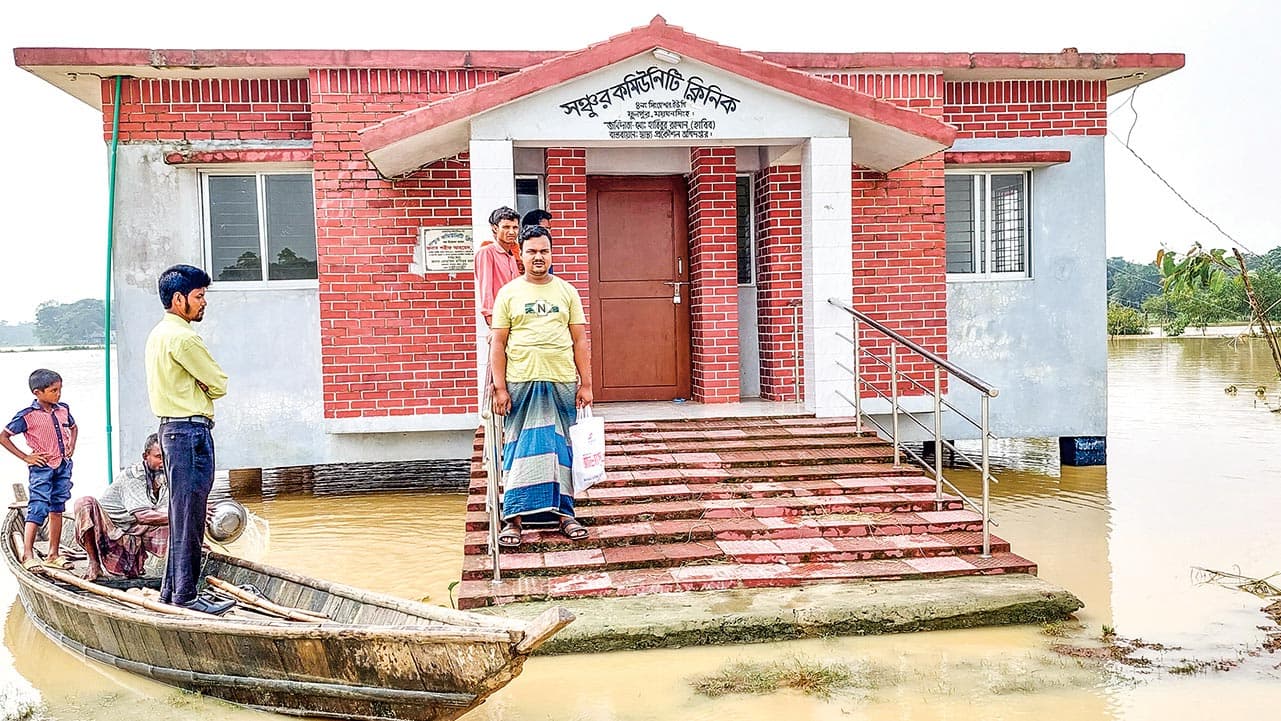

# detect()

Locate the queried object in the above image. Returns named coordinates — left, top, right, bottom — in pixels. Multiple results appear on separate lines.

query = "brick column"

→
left=754, top=165, right=803, bottom=401
left=687, top=147, right=740, bottom=403
left=850, top=153, right=947, bottom=402
left=544, top=148, right=590, bottom=330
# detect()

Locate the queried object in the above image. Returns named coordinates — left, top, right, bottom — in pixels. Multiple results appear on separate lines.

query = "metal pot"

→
left=205, top=500, right=248, bottom=544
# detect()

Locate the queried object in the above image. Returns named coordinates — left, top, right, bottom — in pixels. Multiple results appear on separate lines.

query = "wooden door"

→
left=588, top=176, right=691, bottom=401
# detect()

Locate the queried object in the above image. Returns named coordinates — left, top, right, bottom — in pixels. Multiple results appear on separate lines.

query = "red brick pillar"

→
left=754, top=165, right=804, bottom=401
left=687, top=147, right=740, bottom=403
left=544, top=149, right=590, bottom=329
left=850, top=154, right=948, bottom=399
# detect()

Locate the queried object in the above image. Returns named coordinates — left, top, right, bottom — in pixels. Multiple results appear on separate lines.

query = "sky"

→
left=1, top=0, right=1277, bottom=323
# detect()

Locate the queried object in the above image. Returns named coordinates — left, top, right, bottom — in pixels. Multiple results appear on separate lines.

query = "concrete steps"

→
left=459, top=552, right=1037, bottom=606
left=457, top=414, right=1029, bottom=610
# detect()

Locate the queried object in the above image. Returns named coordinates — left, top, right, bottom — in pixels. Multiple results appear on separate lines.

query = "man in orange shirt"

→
left=475, top=206, right=522, bottom=326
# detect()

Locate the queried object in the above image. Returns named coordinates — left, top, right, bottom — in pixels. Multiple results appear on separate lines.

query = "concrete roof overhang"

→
left=14, top=46, right=1184, bottom=109
left=357, top=17, right=960, bottom=176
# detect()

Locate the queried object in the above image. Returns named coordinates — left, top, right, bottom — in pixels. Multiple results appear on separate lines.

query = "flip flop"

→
left=42, top=556, right=73, bottom=571
left=21, top=557, right=42, bottom=572
left=497, top=522, right=522, bottom=549
left=559, top=517, right=588, bottom=541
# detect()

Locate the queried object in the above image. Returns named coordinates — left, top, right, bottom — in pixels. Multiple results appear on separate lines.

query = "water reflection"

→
left=2, top=338, right=1280, bottom=720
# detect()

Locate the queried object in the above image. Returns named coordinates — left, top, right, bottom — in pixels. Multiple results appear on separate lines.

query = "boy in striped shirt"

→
left=1, top=368, right=77, bottom=571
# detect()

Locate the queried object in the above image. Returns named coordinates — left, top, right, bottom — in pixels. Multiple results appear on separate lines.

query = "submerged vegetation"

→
left=690, top=657, right=856, bottom=698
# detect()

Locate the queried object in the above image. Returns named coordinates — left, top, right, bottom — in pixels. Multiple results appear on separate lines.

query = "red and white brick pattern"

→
left=850, top=154, right=948, bottom=398
left=944, top=80, right=1108, bottom=138
left=753, top=165, right=804, bottom=401
left=544, top=148, right=591, bottom=331
left=311, top=69, right=498, bottom=419
left=687, top=147, right=741, bottom=403
left=101, top=78, right=310, bottom=143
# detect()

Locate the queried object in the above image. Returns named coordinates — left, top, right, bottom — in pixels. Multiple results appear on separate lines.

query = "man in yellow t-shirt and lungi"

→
left=489, top=225, right=593, bottom=548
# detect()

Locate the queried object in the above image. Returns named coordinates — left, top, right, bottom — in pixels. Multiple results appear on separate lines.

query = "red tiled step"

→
left=462, top=508, right=985, bottom=555
left=464, top=475, right=943, bottom=512
left=473, top=430, right=882, bottom=455
left=455, top=551, right=1038, bottom=608
left=461, top=531, right=1012, bottom=580
left=470, top=462, right=922, bottom=486
left=471, top=418, right=874, bottom=451
left=602, top=434, right=887, bottom=456
left=464, top=493, right=965, bottom=531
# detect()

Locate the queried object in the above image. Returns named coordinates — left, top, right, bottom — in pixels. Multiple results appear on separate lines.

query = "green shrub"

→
left=1107, top=302, right=1150, bottom=336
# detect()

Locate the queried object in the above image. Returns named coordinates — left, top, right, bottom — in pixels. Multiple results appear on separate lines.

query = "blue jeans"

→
left=159, top=421, right=214, bottom=605
left=27, top=459, right=73, bottom=526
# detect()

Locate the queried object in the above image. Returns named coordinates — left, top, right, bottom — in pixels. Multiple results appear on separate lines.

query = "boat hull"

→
left=4, top=510, right=549, bottom=721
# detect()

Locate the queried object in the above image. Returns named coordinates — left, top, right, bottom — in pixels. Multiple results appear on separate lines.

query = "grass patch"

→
left=1040, top=620, right=1080, bottom=638
left=690, top=657, right=855, bottom=699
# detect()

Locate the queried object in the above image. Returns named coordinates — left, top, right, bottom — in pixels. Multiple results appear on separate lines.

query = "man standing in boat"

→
left=144, top=265, right=234, bottom=616
left=489, top=225, right=592, bottom=547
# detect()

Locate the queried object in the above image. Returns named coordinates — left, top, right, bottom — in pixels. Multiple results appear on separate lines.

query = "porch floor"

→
left=592, top=398, right=806, bottom=422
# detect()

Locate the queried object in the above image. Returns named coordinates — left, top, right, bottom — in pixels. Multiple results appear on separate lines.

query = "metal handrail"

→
left=838, top=330, right=992, bottom=433
left=828, top=298, right=999, bottom=398
left=827, top=297, right=999, bottom=557
left=480, top=378, right=503, bottom=583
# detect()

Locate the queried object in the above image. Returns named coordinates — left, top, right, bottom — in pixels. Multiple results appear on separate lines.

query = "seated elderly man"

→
left=74, top=434, right=169, bottom=580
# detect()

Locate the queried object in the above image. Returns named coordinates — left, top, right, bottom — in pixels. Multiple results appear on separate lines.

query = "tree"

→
left=1107, top=257, right=1163, bottom=309
left=1157, top=244, right=1281, bottom=378
left=1107, top=302, right=1149, bottom=336
left=0, top=320, right=37, bottom=347
left=33, top=298, right=106, bottom=346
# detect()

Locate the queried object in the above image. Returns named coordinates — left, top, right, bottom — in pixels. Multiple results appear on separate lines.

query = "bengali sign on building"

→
left=414, top=227, right=473, bottom=274
left=557, top=66, right=741, bottom=140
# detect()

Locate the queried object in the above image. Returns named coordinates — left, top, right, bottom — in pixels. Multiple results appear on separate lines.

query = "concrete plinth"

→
left=483, top=573, right=1083, bottom=655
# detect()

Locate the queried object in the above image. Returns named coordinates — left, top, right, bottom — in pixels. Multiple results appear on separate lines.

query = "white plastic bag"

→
left=570, top=405, right=606, bottom=493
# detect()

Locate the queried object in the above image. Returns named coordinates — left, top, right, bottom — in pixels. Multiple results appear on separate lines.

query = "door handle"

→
left=662, top=281, right=690, bottom=305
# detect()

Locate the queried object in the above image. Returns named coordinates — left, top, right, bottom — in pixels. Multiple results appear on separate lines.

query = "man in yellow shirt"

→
left=144, top=264, right=233, bottom=616
left=490, top=225, right=592, bottom=547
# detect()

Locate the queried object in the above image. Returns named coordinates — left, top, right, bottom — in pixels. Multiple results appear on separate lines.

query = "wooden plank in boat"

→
left=272, top=636, right=350, bottom=684
left=202, top=630, right=290, bottom=679
left=110, top=613, right=164, bottom=669
left=333, top=638, right=433, bottom=692
left=403, top=641, right=511, bottom=693
left=83, top=608, right=127, bottom=659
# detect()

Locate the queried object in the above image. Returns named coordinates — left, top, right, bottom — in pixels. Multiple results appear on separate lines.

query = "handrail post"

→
left=791, top=300, right=802, bottom=404
left=890, top=345, right=900, bottom=467
left=852, top=318, right=862, bottom=433
left=980, top=394, right=991, bottom=558
left=933, top=366, right=943, bottom=509
left=482, top=383, right=503, bottom=584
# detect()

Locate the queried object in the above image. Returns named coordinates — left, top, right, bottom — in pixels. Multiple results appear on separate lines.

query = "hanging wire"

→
left=1108, top=88, right=1260, bottom=257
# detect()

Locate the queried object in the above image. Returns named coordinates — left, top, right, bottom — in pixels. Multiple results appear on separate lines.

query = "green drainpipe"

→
left=105, top=76, right=122, bottom=480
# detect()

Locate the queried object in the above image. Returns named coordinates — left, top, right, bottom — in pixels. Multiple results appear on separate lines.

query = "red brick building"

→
left=16, top=18, right=1181, bottom=470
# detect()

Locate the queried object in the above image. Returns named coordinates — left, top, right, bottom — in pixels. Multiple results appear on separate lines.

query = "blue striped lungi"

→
left=501, top=381, right=576, bottom=523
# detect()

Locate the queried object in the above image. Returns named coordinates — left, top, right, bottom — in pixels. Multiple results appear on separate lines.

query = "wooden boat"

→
left=3, top=507, right=572, bottom=720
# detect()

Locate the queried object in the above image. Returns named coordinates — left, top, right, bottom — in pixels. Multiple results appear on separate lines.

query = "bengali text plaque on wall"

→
left=416, top=227, right=474, bottom=274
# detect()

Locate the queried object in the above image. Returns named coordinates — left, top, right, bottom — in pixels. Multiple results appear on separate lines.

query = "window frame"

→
left=735, top=173, right=756, bottom=287
left=514, top=174, right=546, bottom=219
left=944, top=168, right=1033, bottom=282
left=200, top=166, right=319, bottom=291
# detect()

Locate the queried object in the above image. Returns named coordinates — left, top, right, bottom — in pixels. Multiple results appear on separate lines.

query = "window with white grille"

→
left=945, top=171, right=1031, bottom=278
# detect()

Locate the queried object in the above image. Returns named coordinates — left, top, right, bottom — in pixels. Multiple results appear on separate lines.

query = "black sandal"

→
left=497, top=522, right=522, bottom=548
left=560, top=517, right=588, bottom=541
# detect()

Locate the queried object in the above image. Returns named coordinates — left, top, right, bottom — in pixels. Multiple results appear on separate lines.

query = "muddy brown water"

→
left=2, top=339, right=1279, bottom=720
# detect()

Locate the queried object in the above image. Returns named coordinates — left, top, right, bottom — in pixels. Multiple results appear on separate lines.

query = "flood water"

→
left=1, top=339, right=1279, bottom=720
